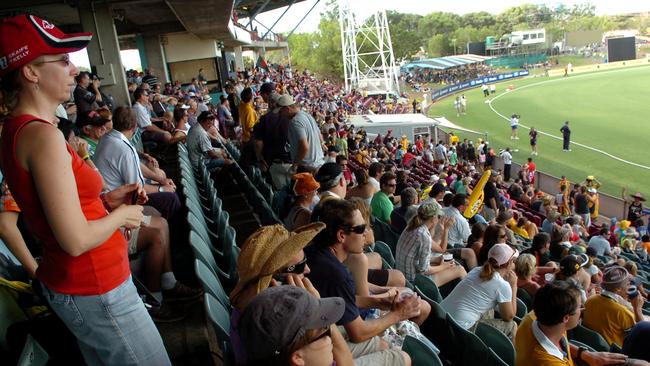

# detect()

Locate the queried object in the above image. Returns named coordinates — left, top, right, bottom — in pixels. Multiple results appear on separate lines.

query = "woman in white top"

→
left=440, top=243, right=519, bottom=340
left=395, top=202, right=466, bottom=286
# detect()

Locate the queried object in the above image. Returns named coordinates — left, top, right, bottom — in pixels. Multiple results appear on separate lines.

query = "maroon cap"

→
left=0, top=14, right=92, bottom=76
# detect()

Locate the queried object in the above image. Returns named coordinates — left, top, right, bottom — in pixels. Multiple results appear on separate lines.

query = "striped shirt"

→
left=395, top=225, right=432, bottom=282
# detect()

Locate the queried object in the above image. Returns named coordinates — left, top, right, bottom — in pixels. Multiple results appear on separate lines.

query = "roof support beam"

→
left=245, top=0, right=271, bottom=28
left=287, top=0, right=320, bottom=38
left=262, top=0, right=296, bottom=39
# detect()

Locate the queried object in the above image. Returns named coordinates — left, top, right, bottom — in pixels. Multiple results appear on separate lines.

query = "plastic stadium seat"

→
left=17, top=334, right=48, bottom=366
left=402, top=335, right=443, bottom=366
left=569, top=340, right=596, bottom=352
left=195, top=260, right=230, bottom=310
left=204, top=293, right=233, bottom=364
left=371, top=217, right=400, bottom=254
left=487, top=348, right=509, bottom=366
left=414, top=274, right=443, bottom=304
left=373, top=241, right=396, bottom=268
left=516, top=288, right=533, bottom=311
left=476, top=322, right=515, bottom=366
left=568, top=324, right=611, bottom=352
left=516, top=298, right=528, bottom=320
left=446, top=313, right=491, bottom=366
left=189, top=231, right=219, bottom=276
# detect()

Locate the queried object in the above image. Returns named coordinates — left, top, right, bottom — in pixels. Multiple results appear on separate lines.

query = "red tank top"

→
left=0, top=115, right=129, bottom=295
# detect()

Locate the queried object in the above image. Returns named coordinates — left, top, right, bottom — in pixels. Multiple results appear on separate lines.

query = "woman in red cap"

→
left=0, top=15, right=170, bottom=365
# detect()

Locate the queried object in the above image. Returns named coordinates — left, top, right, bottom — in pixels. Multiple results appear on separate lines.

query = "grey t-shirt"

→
left=94, top=130, right=145, bottom=191
left=186, top=123, right=215, bottom=167
left=287, top=110, right=324, bottom=168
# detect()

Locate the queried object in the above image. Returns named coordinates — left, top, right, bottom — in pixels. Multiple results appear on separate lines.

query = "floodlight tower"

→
left=338, top=0, right=400, bottom=96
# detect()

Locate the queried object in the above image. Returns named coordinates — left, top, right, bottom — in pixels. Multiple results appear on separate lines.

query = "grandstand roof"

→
left=405, top=54, right=491, bottom=70
left=234, top=0, right=308, bottom=19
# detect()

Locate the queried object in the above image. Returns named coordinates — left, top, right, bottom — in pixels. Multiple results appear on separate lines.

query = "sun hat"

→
left=418, top=201, right=442, bottom=219
left=619, top=220, right=631, bottom=230
left=229, top=223, right=325, bottom=305
left=292, top=173, right=319, bottom=196
left=314, top=162, right=343, bottom=190
left=276, top=94, right=296, bottom=107
left=602, top=266, right=630, bottom=289
left=631, top=192, right=646, bottom=201
left=239, top=286, right=345, bottom=361
left=488, top=244, right=519, bottom=266
left=0, top=14, right=92, bottom=77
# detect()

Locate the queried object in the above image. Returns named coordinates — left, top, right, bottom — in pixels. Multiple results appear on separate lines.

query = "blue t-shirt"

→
left=306, top=245, right=359, bottom=325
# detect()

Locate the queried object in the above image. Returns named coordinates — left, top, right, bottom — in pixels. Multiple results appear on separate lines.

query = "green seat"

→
left=402, top=335, right=443, bottom=366
left=187, top=211, right=219, bottom=253
left=568, top=324, right=610, bottom=352
left=569, top=340, right=596, bottom=352
left=374, top=241, right=396, bottom=268
left=416, top=298, right=457, bottom=365
left=446, top=313, right=491, bottom=366
left=414, top=274, right=443, bottom=303
left=486, top=347, right=509, bottom=366
left=195, top=260, right=230, bottom=310
left=204, top=293, right=233, bottom=364
left=189, top=231, right=219, bottom=276
left=439, top=277, right=461, bottom=299
left=516, top=298, right=528, bottom=319
left=516, top=288, right=533, bottom=311
left=476, top=322, right=515, bottom=366
left=17, top=334, right=49, bottom=366
left=371, top=217, right=400, bottom=254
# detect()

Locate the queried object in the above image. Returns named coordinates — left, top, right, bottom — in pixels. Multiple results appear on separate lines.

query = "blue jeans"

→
left=41, top=276, right=171, bottom=366
left=205, top=158, right=226, bottom=171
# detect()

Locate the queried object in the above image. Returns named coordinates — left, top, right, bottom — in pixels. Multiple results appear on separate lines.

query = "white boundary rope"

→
left=486, top=66, right=650, bottom=171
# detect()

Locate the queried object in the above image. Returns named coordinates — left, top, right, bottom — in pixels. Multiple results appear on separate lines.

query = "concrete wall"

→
left=162, top=32, right=222, bottom=63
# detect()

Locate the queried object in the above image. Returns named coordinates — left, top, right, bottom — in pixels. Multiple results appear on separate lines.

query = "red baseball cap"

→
left=0, top=14, right=92, bottom=77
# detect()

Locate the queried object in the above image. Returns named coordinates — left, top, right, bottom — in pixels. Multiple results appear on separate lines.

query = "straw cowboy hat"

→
left=630, top=192, right=646, bottom=202
left=229, top=223, right=325, bottom=307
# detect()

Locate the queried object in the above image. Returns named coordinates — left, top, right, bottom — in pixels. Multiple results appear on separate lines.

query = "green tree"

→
left=427, top=34, right=448, bottom=57
left=387, top=11, right=424, bottom=60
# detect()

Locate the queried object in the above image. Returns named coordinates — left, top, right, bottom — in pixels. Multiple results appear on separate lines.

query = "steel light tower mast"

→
left=338, top=0, right=400, bottom=96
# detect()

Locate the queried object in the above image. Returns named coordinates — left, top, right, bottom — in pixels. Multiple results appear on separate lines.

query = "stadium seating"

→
left=204, top=293, right=234, bottom=364
left=568, top=324, right=611, bottom=352
left=195, top=260, right=231, bottom=310
left=475, top=322, right=515, bottom=366
left=414, top=274, right=443, bottom=304
left=402, top=335, right=443, bottom=366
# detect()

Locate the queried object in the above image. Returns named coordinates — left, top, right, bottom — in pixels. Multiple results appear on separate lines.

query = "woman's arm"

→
left=0, top=211, right=38, bottom=277
left=20, top=124, right=142, bottom=257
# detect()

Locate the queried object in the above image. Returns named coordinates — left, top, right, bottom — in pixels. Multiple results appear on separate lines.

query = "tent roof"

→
left=405, top=54, right=491, bottom=71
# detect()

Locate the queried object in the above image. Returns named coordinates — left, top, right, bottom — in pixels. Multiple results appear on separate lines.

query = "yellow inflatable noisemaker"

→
left=464, top=170, right=491, bottom=219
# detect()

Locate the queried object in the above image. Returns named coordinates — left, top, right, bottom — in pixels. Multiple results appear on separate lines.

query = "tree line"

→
left=282, top=1, right=649, bottom=79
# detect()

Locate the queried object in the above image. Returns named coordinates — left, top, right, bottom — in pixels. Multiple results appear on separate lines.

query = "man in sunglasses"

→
left=307, top=199, right=415, bottom=366
left=73, top=71, right=100, bottom=114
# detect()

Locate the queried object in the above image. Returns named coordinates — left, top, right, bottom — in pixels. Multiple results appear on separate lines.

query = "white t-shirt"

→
left=510, top=117, right=519, bottom=128
left=440, top=267, right=512, bottom=329
left=368, top=177, right=380, bottom=191
left=133, top=102, right=152, bottom=129
left=500, top=151, right=512, bottom=165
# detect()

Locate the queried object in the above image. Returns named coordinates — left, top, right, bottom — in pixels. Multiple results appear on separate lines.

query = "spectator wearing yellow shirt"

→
left=449, top=132, right=459, bottom=145
left=583, top=266, right=645, bottom=347
left=239, top=87, right=258, bottom=143
left=515, top=281, right=628, bottom=366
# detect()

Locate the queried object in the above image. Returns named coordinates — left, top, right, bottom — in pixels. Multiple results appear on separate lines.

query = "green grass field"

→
left=428, top=65, right=650, bottom=199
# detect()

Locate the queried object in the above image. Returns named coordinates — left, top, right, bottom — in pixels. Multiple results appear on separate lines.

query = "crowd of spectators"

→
left=404, top=62, right=496, bottom=90
left=1, top=13, right=650, bottom=366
